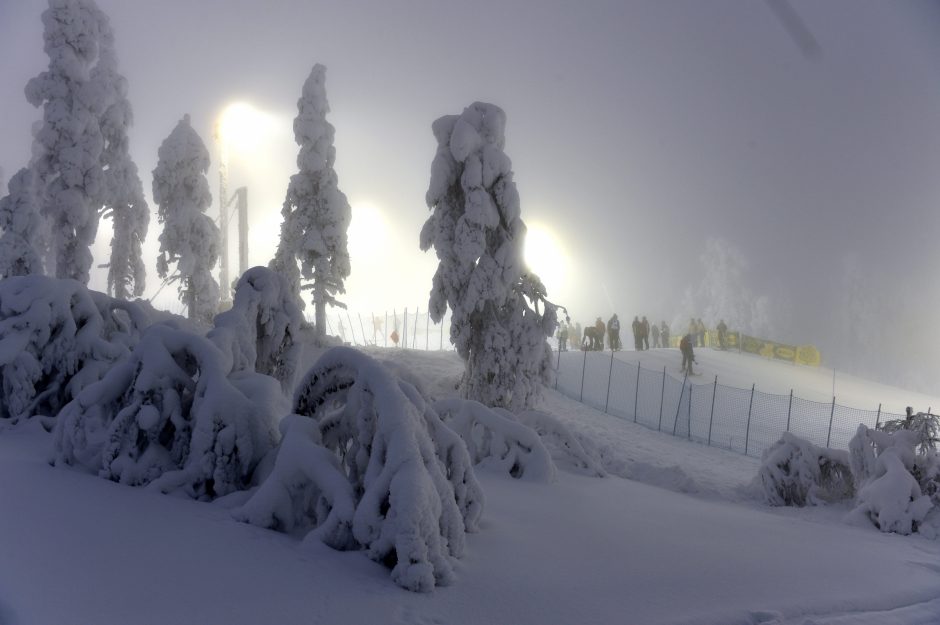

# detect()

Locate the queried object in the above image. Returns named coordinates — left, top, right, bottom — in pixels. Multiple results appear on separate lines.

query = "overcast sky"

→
left=1, top=0, right=939, bottom=391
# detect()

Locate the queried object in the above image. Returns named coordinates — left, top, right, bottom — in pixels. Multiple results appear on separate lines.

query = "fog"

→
left=1, top=0, right=939, bottom=392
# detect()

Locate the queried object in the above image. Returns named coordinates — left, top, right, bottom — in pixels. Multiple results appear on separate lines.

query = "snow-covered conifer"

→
left=153, top=115, right=220, bottom=324
left=208, top=266, right=306, bottom=392
left=271, top=65, right=351, bottom=337
left=420, top=102, right=558, bottom=411
left=241, top=347, right=483, bottom=592
left=0, top=168, right=44, bottom=278
left=24, top=0, right=106, bottom=284
left=92, top=7, right=149, bottom=300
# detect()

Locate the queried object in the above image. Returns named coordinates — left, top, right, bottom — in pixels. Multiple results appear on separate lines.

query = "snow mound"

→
left=238, top=346, right=484, bottom=592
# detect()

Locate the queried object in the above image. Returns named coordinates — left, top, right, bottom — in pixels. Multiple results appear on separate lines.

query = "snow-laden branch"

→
left=239, top=346, right=483, bottom=592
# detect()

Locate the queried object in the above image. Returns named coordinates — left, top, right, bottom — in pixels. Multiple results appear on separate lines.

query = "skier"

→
left=632, top=316, right=642, bottom=351
left=640, top=316, right=650, bottom=351
left=607, top=314, right=621, bottom=351
left=679, top=333, right=696, bottom=375
left=716, top=319, right=727, bottom=350
left=660, top=321, right=670, bottom=348
left=651, top=322, right=660, bottom=348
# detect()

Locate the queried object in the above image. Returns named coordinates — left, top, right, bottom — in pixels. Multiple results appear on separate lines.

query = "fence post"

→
left=346, top=311, right=356, bottom=345
left=786, top=389, right=793, bottom=432
left=412, top=307, right=419, bottom=348
left=579, top=350, right=587, bottom=402
left=826, top=396, right=836, bottom=448
left=707, top=375, right=717, bottom=446
left=633, top=362, right=641, bottom=423
left=673, top=373, right=687, bottom=436
left=658, top=366, right=666, bottom=431
left=604, top=350, right=614, bottom=413
left=874, top=403, right=881, bottom=429
left=385, top=311, right=388, bottom=347
left=425, top=309, right=430, bottom=350
left=403, top=308, right=408, bottom=348
left=555, top=346, right=562, bottom=390
left=359, top=313, right=367, bottom=346
left=687, top=382, right=692, bottom=440
left=744, top=383, right=755, bottom=456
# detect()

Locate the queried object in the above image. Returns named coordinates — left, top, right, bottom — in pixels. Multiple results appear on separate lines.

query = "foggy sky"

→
left=1, top=1, right=939, bottom=392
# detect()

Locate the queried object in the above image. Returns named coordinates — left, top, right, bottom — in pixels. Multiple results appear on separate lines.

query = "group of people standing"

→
left=631, top=316, right=671, bottom=351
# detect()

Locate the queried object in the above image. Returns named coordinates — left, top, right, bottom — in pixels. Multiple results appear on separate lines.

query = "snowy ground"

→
left=2, top=348, right=939, bottom=625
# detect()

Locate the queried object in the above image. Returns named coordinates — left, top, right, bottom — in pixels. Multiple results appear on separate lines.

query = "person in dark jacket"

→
left=679, top=333, right=696, bottom=375
left=632, top=316, right=641, bottom=350
left=594, top=317, right=606, bottom=351
left=716, top=319, right=727, bottom=350
left=651, top=322, right=660, bottom=348
left=660, top=321, right=670, bottom=348
left=640, top=316, right=650, bottom=350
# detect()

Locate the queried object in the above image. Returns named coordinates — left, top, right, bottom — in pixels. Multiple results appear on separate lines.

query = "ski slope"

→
left=1, top=348, right=939, bottom=625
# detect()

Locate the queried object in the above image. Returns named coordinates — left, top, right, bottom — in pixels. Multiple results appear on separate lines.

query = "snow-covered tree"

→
left=55, top=323, right=283, bottom=498
left=847, top=425, right=935, bottom=535
left=755, top=432, right=854, bottom=506
left=0, top=275, right=151, bottom=424
left=153, top=115, right=220, bottom=324
left=420, top=102, right=558, bottom=411
left=208, top=266, right=306, bottom=393
left=0, top=168, right=44, bottom=278
left=674, top=238, right=777, bottom=337
left=92, top=7, right=149, bottom=300
left=24, top=0, right=106, bottom=284
left=271, top=64, right=351, bottom=338
left=239, top=346, right=484, bottom=592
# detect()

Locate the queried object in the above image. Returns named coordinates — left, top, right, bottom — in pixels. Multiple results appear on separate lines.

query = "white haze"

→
left=1, top=1, right=939, bottom=392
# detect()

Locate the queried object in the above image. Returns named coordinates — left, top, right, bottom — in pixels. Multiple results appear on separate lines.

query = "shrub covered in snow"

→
left=877, top=410, right=940, bottom=455
left=420, top=102, right=558, bottom=411
left=270, top=64, right=351, bottom=339
left=153, top=115, right=220, bottom=324
left=54, top=323, right=282, bottom=499
left=756, top=432, right=854, bottom=507
left=847, top=424, right=937, bottom=535
left=208, top=266, right=306, bottom=392
left=515, top=409, right=606, bottom=477
left=0, top=275, right=148, bottom=423
left=238, top=346, right=483, bottom=592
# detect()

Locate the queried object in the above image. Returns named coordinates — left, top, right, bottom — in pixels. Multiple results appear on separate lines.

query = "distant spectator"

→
left=632, top=316, right=642, bottom=351
left=558, top=324, right=569, bottom=352
left=607, top=314, right=621, bottom=351
left=716, top=319, right=727, bottom=349
left=651, top=322, right=660, bottom=348
left=696, top=318, right=706, bottom=347
left=660, top=321, right=670, bottom=348
left=640, top=316, right=650, bottom=350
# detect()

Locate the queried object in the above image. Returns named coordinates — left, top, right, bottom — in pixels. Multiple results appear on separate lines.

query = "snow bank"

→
left=240, top=346, right=483, bottom=592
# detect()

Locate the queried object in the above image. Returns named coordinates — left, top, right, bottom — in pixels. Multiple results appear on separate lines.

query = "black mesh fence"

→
left=552, top=352, right=902, bottom=459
